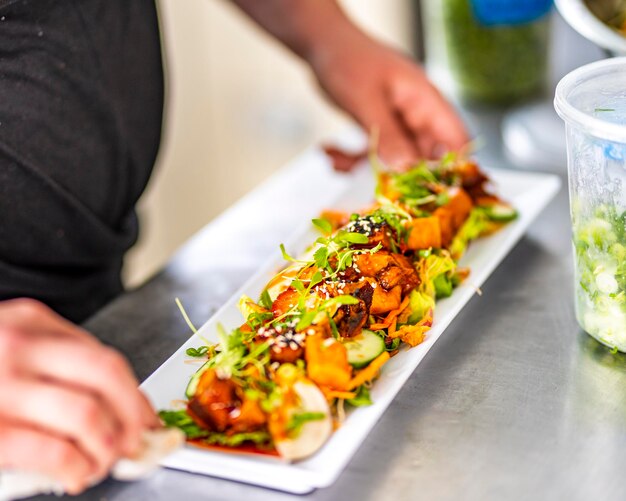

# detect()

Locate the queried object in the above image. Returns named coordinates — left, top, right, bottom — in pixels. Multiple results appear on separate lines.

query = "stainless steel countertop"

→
left=35, top=14, right=626, bottom=501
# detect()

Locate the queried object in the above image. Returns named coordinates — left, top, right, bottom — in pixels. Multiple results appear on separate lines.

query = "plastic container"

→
left=554, top=57, right=626, bottom=351
left=423, top=0, right=552, bottom=105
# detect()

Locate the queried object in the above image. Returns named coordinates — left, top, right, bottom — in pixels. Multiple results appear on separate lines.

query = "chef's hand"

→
left=308, top=27, right=470, bottom=168
left=0, top=299, right=159, bottom=494
left=232, top=0, right=470, bottom=170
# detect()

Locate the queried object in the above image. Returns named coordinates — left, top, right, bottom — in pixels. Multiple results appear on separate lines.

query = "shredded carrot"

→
left=368, top=296, right=410, bottom=330
left=391, top=324, right=428, bottom=347
left=388, top=296, right=410, bottom=322
left=326, top=390, right=357, bottom=400
left=348, top=352, right=390, bottom=390
left=388, top=317, right=397, bottom=337
left=368, top=323, right=387, bottom=330
left=388, top=310, right=433, bottom=347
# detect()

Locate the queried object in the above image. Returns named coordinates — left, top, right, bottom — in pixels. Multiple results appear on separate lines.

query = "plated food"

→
left=159, top=155, right=517, bottom=461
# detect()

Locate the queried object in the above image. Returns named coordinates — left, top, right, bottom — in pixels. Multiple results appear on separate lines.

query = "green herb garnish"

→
left=159, top=409, right=212, bottom=439
left=186, top=346, right=209, bottom=358
left=346, top=385, right=373, bottom=407
left=258, top=289, right=273, bottom=310
left=285, top=412, right=326, bottom=436
left=203, top=431, right=272, bottom=447
left=312, top=218, right=332, bottom=234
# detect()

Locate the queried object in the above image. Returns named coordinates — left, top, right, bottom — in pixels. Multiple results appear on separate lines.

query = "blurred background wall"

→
left=124, top=0, right=416, bottom=287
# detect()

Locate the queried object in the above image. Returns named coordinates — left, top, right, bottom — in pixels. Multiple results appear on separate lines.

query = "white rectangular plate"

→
left=141, top=160, right=561, bottom=494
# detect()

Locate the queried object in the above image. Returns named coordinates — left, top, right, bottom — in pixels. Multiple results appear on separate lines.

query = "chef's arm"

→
left=231, top=0, right=469, bottom=168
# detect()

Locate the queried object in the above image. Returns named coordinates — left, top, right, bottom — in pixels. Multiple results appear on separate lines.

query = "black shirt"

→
left=0, top=0, right=164, bottom=322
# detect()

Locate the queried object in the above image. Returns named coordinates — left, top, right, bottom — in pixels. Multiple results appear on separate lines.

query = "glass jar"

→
left=555, top=58, right=626, bottom=352
left=423, top=0, right=552, bottom=105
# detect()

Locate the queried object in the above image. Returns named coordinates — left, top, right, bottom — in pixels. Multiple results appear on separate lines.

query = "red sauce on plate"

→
left=188, top=439, right=280, bottom=457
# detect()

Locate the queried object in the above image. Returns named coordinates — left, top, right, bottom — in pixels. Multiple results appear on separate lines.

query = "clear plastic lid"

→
left=554, top=57, right=626, bottom=143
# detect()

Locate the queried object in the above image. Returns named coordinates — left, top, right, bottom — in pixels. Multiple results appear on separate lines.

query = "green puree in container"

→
left=441, top=0, right=550, bottom=104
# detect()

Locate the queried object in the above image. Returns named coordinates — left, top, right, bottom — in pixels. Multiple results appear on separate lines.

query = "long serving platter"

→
left=141, top=153, right=561, bottom=494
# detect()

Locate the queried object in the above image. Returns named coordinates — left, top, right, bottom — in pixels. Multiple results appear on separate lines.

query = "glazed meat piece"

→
left=187, top=368, right=267, bottom=433
left=388, top=254, right=420, bottom=293
left=343, top=216, right=396, bottom=251
left=187, top=369, right=239, bottom=432
left=364, top=226, right=394, bottom=251
left=456, top=161, right=487, bottom=188
left=377, top=266, right=404, bottom=290
left=271, top=287, right=298, bottom=318
left=354, top=252, right=419, bottom=294
left=255, top=325, right=306, bottom=364
left=333, top=281, right=374, bottom=337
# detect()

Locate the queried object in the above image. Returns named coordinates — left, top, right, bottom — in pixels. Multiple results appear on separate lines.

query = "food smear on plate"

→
left=159, top=154, right=518, bottom=461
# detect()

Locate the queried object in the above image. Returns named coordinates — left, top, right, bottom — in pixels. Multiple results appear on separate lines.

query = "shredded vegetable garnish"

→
left=160, top=153, right=517, bottom=460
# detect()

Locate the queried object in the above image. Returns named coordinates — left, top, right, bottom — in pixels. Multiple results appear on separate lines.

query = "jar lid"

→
left=471, top=0, right=552, bottom=25
left=554, top=57, right=626, bottom=143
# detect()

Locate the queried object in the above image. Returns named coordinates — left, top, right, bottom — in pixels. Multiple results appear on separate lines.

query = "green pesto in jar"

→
left=441, top=0, right=550, bottom=105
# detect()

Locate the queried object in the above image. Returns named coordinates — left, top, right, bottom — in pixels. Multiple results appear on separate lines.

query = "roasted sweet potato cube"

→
left=370, top=284, right=402, bottom=315
left=434, top=207, right=455, bottom=247
left=305, top=333, right=352, bottom=391
left=434, top=188, right=474, bottom=247
left=445, top=187, right=473, bottom=230
left=354, top=252, right=393, bottom=276
left=406, top=216, right=442, bottom=250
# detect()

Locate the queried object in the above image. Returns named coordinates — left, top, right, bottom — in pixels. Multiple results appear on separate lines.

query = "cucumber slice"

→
left=343, top=330, right=385, bottom=369
left=185, top=361, right=211, bottom=399
left=483, top=203, right=518, bottom=222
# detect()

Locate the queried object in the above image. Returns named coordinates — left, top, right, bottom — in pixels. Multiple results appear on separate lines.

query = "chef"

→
left=0, top=0, right=467, bottom=493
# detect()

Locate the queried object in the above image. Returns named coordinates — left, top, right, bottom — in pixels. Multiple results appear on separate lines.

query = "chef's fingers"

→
left=16, top=336, right=157, bottom=455
left=138, top=390, right=162, bottom=429
left=356, top=101, right=419, bottom=171
left=389, top=75, right=470, bottom=157
left=0, top=298, right=99, bottom=346
left=0, top=419, right=97, bottom=495
left=0, top=378, right=120, bottom=482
